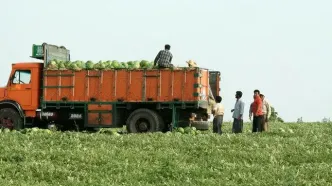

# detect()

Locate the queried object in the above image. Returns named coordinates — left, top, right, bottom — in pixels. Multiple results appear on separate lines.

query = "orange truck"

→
left=0, top=43, right=221, bottom=133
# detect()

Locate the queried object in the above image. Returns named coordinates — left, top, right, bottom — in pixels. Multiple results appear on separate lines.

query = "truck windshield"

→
left=12, top=70, right=31, bottom=84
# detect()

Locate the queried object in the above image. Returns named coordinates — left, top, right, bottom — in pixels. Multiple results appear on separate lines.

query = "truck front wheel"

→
left=126, top=109, right=164, bottom=133
left=0, top=108, right=23, bottom=130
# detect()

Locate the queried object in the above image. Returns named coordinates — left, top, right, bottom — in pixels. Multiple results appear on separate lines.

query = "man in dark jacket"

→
left=154, top=44, right=173, bottom=68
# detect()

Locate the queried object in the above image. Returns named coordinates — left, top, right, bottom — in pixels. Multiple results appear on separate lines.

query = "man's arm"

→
left=212, top=104, right=217, bottom=116
left=249, top=105, right=252, bottom=116
left=239, top=101, right=244, bottom=119
left=169, top=53, right=173, bottom=62
left=266, top=101, right=271, bottom=119
left=154, top=51, right=161, bottom=66
left=249, top=103, right=253, bottom=120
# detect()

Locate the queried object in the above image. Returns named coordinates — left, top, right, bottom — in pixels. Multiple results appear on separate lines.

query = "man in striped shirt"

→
left=154, top=44, right=174, bottom=68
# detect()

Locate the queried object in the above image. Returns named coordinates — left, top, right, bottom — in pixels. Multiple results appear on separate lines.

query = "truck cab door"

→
left=7, top=70, right=32, bottom=107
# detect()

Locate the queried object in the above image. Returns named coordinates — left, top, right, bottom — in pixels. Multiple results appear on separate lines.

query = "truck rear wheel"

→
left=126, top=109, right=164, bottom=133
left=0, top=108, right=23, bottom=130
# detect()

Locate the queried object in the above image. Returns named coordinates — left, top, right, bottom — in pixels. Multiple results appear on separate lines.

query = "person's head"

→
left=254, top=89, right=260, bottom=97
left=235, top=91, right=242, bottom=99
left=215, top=96, right=222, bottom=103
left=165, top=44, right=171, bottom=50
left=260, top=94, right=265, bottom=100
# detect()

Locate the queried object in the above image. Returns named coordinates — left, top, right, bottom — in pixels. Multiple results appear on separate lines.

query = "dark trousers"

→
left=158, top=64, right=174, bottom=68
left=213, top=115, right=223, bottom=134
left=232, top=118, right=243, bottom=133
left=253, top=115, right=264, bottom=132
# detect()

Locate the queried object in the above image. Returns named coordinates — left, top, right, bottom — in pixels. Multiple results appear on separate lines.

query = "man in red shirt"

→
left=251, top=89, right=264, bottom=132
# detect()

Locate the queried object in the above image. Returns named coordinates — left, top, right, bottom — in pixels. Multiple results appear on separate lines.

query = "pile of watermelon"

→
left=46, top=60, right=156, bottom=71
left=170, top=127, right=202, bottom=135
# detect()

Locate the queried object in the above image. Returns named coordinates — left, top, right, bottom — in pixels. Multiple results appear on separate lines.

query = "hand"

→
left=249, top=116, right=252, bottom=121
left=231, top=109, right=234, bottom=112
left=238, top=115, right=242, bottom=120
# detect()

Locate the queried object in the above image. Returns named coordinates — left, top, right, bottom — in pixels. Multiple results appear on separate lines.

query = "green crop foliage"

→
left=0, top=122, right=331, bottom=185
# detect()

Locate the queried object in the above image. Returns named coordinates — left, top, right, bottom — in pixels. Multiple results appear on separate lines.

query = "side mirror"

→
left=9, top=74, right=17, bottom=84
left=10, top=75, right=15, bottom=81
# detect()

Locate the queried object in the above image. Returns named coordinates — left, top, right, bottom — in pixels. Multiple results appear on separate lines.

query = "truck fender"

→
left=0, top=100, right=25, bottom=118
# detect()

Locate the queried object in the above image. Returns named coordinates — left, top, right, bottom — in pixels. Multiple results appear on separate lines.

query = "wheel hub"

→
left=0, top=118, right=14, bottom=129
left=138, top=121, right=148, bottom=131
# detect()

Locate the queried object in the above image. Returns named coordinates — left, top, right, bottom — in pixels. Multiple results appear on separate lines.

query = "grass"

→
left=0, top=122, right=332, bottom=186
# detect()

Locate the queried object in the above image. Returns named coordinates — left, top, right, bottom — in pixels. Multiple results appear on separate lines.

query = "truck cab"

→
left=0, top=43, right=69, bottom=130
left=0, top=63, right=43, bottom=129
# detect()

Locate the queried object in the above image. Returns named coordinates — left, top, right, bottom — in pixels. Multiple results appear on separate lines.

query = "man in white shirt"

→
left=231, top=91, right=245, bottom=133
left=212, top=96, right=224, bottom=135
left=260, top=94, right=271, bottom=132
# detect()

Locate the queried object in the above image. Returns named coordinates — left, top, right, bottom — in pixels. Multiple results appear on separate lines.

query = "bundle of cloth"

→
left=186, top=59, right=198, bottom=68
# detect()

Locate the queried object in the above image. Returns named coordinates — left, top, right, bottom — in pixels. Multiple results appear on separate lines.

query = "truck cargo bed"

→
left=43, top=68, right=210, bottom=103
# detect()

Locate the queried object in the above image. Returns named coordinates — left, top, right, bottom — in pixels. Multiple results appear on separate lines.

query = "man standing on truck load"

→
left=252, top=89, right=264, bottom=132
left=212, top=96, right=224, bottom=135
left=260, top=94, right=271, bottom=132
left=231, top=91, right=245, bottom=133
left=154, top=44, right=174, bottom=68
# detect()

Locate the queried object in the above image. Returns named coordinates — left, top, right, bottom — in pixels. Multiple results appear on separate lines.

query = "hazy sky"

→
left=1, top=0, right=331, bottom=122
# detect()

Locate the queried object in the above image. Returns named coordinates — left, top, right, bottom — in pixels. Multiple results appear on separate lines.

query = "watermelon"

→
left=112, top=61, right=120, bottom=69
left=85, top=61, right=94, bottom=70
left=140, top=60, right=150, bottom=68
left=47, top=60, right=58, bottom=70
left=94, top=61, right=106, bottom=70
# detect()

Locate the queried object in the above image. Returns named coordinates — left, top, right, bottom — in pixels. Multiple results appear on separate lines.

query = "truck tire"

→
left=126, top=109, right=163, bottom=133
left=191, top=121, right=210, bottom=130
left=157, top=114, right=166, bottom=132
left=0, top=108, right=24, bottom=130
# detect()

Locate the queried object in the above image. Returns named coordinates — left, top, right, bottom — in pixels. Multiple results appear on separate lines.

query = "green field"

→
left=0, top=122, right=332, bottom=186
